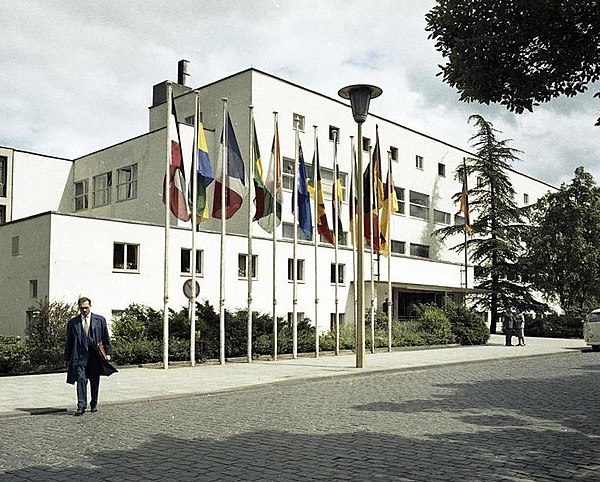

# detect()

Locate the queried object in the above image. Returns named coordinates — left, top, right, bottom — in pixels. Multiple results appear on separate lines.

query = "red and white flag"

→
left=162, top=93, right=191, bottom=221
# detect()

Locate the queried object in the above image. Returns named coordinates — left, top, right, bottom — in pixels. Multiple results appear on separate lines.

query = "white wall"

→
left=10, top=150, right=72, bottom=221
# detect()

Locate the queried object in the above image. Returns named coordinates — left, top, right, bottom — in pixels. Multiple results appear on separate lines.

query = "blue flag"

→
left=295, top=139, right=313, bottom=239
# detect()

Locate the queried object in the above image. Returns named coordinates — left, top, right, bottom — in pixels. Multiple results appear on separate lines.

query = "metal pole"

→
left=356, top=122, right=365, bottom=368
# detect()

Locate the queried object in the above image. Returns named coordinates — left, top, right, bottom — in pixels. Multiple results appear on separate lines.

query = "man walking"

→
left=64, top=297, right=114, bottom=416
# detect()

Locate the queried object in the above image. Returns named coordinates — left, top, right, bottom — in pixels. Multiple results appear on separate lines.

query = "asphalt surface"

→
left=0, top=335, right=597, bottom=481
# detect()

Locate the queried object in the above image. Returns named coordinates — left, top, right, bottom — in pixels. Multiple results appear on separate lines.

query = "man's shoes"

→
left=74, top=407, right=85, bottom=416
left=90, top=405, right=98, bottom=413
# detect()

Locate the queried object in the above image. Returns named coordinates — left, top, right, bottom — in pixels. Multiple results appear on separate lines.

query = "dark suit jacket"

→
left=65, top=313, right=116, bottom=384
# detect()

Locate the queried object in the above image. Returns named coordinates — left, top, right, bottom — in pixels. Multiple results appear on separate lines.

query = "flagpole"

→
left=386, top=150, right=392, bottom=352
left=247, top=106, right=255, bottom=363
left=293, top=124, right=299, bottom=359
left=333, top=130, right=340, bottom=356
left=350, top=136, right=357, bottom=347
left=312, top=126, right=320, bottom=358
left=272, top=112, right=279, bottom=361
left=190, top=93, right=199, bottom=366
left=368, top=145, right=375, bottom=354
left=162, top=84, right=174, bottom=370
left=219, top=98, right=228, bottom=365
left=463, top=157, right=469, bottom=291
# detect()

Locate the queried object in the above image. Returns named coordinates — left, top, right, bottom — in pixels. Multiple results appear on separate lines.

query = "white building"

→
left=0, top=65, right=556, bottom=336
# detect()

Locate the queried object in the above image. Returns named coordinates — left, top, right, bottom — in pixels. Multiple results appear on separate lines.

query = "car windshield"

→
left=588, top=313, right=600, bottom=322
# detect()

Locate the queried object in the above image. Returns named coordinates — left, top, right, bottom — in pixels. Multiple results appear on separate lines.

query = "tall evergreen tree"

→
left=435, top=115, right=534, bottom=333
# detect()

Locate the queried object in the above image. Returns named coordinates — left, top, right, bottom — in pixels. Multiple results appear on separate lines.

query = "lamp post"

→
left=338, top=84, right=382, bottom=368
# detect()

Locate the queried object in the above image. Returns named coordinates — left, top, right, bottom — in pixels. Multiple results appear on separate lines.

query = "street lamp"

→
left=338, top=84, right=382, bottom=368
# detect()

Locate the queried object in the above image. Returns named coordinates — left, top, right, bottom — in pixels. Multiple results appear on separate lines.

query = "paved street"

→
left=0, top=350, right=598, bottom=481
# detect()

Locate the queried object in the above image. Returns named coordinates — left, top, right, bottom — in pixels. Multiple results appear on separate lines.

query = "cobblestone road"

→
left=0, top=352, right=598, bottom=481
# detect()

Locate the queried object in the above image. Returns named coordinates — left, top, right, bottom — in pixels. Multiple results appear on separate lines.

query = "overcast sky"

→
left=2, top=0, right=599, bottom=188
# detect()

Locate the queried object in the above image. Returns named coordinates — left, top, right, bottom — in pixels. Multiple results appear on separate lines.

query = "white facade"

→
left=0, top=68, right=556, bottom=335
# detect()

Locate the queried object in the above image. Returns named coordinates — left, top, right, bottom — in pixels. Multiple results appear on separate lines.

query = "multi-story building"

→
left=0, top=64, right=556, bottom=336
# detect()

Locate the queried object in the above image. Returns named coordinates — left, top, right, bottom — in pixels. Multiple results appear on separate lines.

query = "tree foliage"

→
left=426, top=0, right=600, bottom=125
left=435, top=115, right=539, bottom=332
left=521, top=167, right=600, bottom=312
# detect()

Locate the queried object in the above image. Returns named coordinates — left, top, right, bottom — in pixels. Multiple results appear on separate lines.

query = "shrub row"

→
left=1, top=298, right=489, bottom=374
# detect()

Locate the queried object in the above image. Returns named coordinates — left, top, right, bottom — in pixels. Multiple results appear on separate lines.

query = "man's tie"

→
left=83, top=317, right=90, bottom=337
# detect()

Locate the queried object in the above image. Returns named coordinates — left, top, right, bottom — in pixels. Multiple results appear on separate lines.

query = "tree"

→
left=435, top=115, right=537, bottom=333
left=521, top=167, right=600, bottom=313
left=426, top=0, right=600, bottom=125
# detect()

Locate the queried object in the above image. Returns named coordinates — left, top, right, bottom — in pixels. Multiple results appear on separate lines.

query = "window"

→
left=293, top=113, right=305, bottom=132
left=181, top=248, right=203, bottom=275
left=11, top=235, right=19, bottom=256
left=329, top=125, right=340, bottom=143
left=454, top=214, right=465, bottom=226
left=74, top=179, right=89, bottom=211
left=282, top=222, right=313, bottom=241
left=415, top=155, right=424, bottom=170
left=523, top=193, right=529, bottom=204
left=394, top=187, right=405, bottom=214
left=434, top=209, right=451, bottom=225
left=336, top=231, right=348, bottom=246
left=238, top=253, right=258, bottom=279
left=390, top=146, right=398, bottom=162
left=391, top=240, right=405, bottom=254
left=330, top=312, right=346, bottom=331
left=113, top=242, right=139, bottom=271
left=117, top=164, right=138, bottom=201
left=287, top=312, right=305, bottom=327
left=287, top=258, right=305, bottom=281
left=409, top=191, right=429, bottom=220
left=410, top=243, right=430, bottom=258
left=283, top=157, right=294, bottom=190
left=477, top=176, right=484, bottom=187
left=0, top=205, right=5, bottom=225
left=29, top=280, right=38, bottom=298
left=438, top=163, right=446, bottom=177
left=0, top=156, right=6, bottom=197
left=330, top=263, right=345, bottom=284
left=93, top=172, right=112, bottom=207
left=362, top=137, right=371, bottom=152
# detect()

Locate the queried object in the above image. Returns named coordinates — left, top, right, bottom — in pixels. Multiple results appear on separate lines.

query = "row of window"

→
left=113, top=239, right=432, bottom=280
left=74, top=164, right=138, bottom=211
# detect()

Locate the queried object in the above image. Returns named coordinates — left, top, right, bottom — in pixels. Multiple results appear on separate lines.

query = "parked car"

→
left=584, top=309, right=600, bottom=351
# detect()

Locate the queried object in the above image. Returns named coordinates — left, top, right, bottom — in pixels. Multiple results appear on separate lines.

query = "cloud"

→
left=1, top=0, right=599, bottom=187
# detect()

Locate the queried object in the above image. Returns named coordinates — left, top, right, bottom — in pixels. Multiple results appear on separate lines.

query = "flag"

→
left=212, top=113, right=246, bottom=220
left=258, top=117, right=283, bottom=233
left=308, top=136, right=333, bottom=244
left=349, top=141, right=359, bottom=247
left=379, top=158, right=399, bottom=257
left=363, top=153, right=381, bottom=252
left=190, top=120, right=214, bottom=223
left=373, top=126, right=385, bottom=207
left=460, top=160, right=473, bottom=235
left=162, top=94, right=191, bottom=221
left=251, top=121, right=268, bottom=222
left=294, top=139, right=313, bottom=239
left=332, top=164, right=344, bottom=245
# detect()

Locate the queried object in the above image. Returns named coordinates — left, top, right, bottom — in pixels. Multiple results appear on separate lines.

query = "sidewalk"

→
left=0, top=335, right=587, bottom=419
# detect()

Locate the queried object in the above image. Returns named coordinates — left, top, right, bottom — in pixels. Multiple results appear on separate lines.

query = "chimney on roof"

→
left=177, top=59, right=190, bottom=86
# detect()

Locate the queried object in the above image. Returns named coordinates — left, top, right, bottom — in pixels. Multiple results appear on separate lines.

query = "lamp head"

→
left=338, top=84, right=382, bottom=124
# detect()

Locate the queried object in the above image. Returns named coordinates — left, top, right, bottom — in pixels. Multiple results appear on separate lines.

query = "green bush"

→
left=25, top=300, right=76, bottom=369
left=0, top=336, right=30, bottom=374
left=111, top=338, right=161, bottom=365
left=414, top=304, right=455, bottom=344
left=526, top=314, right=583, bottom=338
left=443, top=299, right=490, bottom=345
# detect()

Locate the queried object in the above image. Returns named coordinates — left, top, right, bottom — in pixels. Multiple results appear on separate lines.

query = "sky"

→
left=2, top=0, right=599, bottom=188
